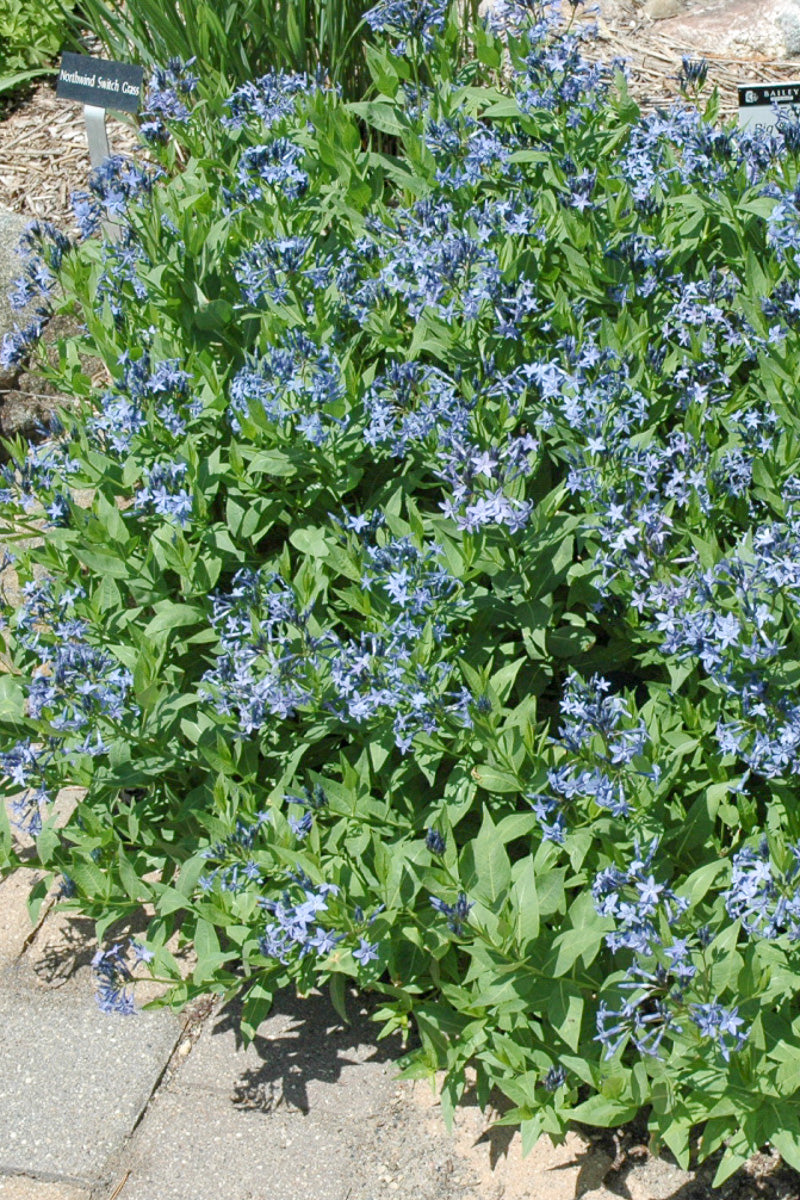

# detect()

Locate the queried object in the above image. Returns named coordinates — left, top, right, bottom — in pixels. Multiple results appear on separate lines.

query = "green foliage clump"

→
left=71, top=0, right=479, bottom=101
left=5, top=0, right=800, bottom=1184
left=0, top=0, right=75, bottom=98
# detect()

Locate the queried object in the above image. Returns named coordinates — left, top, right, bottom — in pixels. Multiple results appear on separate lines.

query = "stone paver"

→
left=174, top=990, right=403, bottom=1120
left=115, top=990, right=619, bottom=1200
left=115, top=1090, right=362, bottom=1200
left=117, top=991, right=477, bottom=1200
left=0, top=985, right=180, bottom=1185
left=0, top=1178, right=90, bottom=1200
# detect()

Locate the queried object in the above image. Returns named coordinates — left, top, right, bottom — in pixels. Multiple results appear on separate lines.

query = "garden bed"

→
left=4, top=0, right=800, bottom=1191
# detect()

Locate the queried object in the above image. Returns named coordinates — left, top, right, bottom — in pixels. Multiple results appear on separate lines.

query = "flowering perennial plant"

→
left=4, top=2, right=800, bottom=1182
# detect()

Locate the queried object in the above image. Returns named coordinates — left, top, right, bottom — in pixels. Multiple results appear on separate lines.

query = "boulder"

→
left=637, top=0, right=800, bottom=58
left=0, top=204, right=31, bottom=391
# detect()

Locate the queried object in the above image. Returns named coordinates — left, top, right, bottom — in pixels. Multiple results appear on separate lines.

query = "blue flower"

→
left=237, top=139, right=309, bottom=202
left=364, top=0, right=447, bottom=55
left=430, top=892, right=473, bottom=934
left=353, top=937, right=380, bottom=965
left=425, top=828, right=446, bottom=855
left=134, top=460, right=193, bottom=527
left=689, top=1001, right=747, bottom=1062
left=140, top=58, right=198, bottom=143
left=91, top=944, right=136, bottom=1015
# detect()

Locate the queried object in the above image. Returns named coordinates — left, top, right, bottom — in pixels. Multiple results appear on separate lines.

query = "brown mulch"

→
left=2, top=14, right=800, bottom=233
left=580, top=0, right=800, bottom=118
left=0, top=78, right=140, bottom=234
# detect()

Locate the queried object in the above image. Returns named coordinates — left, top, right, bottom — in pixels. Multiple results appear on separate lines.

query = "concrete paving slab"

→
left=0, top=1177, right=90, bottom=1200
left=121, top=989, right=617, bottom=1200
left=113, top=1073, right=481, bottom=1200
left=0, top=985, right=181, bottom=1185
left=10, top=906, right=96, bottom=994
left=173, top=989, right=405, bottom=1121
left=116, top=989, right=477, bottom=1200
left=13, top=901, right=194, bottom=1003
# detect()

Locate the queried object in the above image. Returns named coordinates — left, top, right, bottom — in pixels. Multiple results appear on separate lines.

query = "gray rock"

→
left=642, top=0, right=686, bottom=20
left=635, top=0, right=800, bottom=57
left=0, top=206, right=31, bottom=391
left=777, top=1, right=800, bottom=54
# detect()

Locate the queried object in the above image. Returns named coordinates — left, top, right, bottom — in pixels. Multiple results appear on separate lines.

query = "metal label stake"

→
left=83, top=103, right=111, bottom=167
left=83, top=103, right=120, bottom=239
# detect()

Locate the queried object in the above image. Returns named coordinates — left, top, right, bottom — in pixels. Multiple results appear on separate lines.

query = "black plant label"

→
left=56, top=52, right=144, bottom=113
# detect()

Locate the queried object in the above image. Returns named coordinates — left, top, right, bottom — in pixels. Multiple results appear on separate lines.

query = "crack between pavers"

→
left=91, top=995, right=220, bottom=1199
left=0, top=1164, right=95, bottom=1190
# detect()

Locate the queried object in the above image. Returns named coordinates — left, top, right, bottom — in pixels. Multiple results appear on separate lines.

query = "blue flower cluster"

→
left=201, top=569, right=312, bottom=732
left=202, top=524, right=472, bottom=751
left=430, top=891, right=473, bottom=934
left=1, top=578, right=135, bottom=827
left=228, top=332, right=344, bottom=447
left=593, top=840, right=751, bottom=1064
left=0, top=435, right=78, bottom=516
left=529, top=673, right=657, bottom=840
left=285, top=783, right=327, bottom=841
left=71, top=155, right=158, bottom=240
left=0, top=738, right=53, bottom=837
left=91, top=943, right=136, bottom=1015
left=723, top=838, right=800, bottom=941
left=236, top=139, right=309, bottom=203
left=90, top=354, right=192, bottom=456
left=258, top=873, right=343, bottom=962
left=134, top=460, right=193, bottom=527
left=361, top=358, right=540, bottom=533
left=224, top=70, right=329, bottom=131
left=364, top=0, right=447, bottom=55
left=140, top=57, right=199, bottom=144
left=645, top=511, right=800, bottom=778
left=198, top=812, right=271, bottom=893
left=0, top=221, right=71, bottom=373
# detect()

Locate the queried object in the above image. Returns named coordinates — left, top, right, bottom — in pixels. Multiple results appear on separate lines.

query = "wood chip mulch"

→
left=0, top=79, right=140, bottom=234
left=590, top=12, right=800, bottom=119
left=3, top=18, right=800, bottom=235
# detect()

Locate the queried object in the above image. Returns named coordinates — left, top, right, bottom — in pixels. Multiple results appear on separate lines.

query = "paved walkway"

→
left=0, top=813, right=643, bottom=1200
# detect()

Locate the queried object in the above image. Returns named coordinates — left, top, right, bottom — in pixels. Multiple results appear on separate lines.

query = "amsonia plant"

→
left=3, top=0, right=800, bottom=1182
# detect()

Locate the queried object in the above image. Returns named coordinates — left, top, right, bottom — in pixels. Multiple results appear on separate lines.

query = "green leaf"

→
left=471, top=764, right=520, bottom=794
left=0, top=674, right=24, bottom=721
left=239, top=980, right=274, bottom=1044
left=289, top=526, right=334, bottom=558
left=712, top=1147, right=750, bottom=1187
left=155, top=885, right=190, bottom=916
left=462, top=809, right=511, bottom=906
left=550, top=981, right=584, bottom=1052
left=329, top=973, right=349, bottom=1024
left=144, top=603, right=206, bottom=638
left=521, top=1114, right=544, bottom=1156
left=510, top=856, right=539, bottom=947
left=570, top=1093, right=639, bottom=1126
